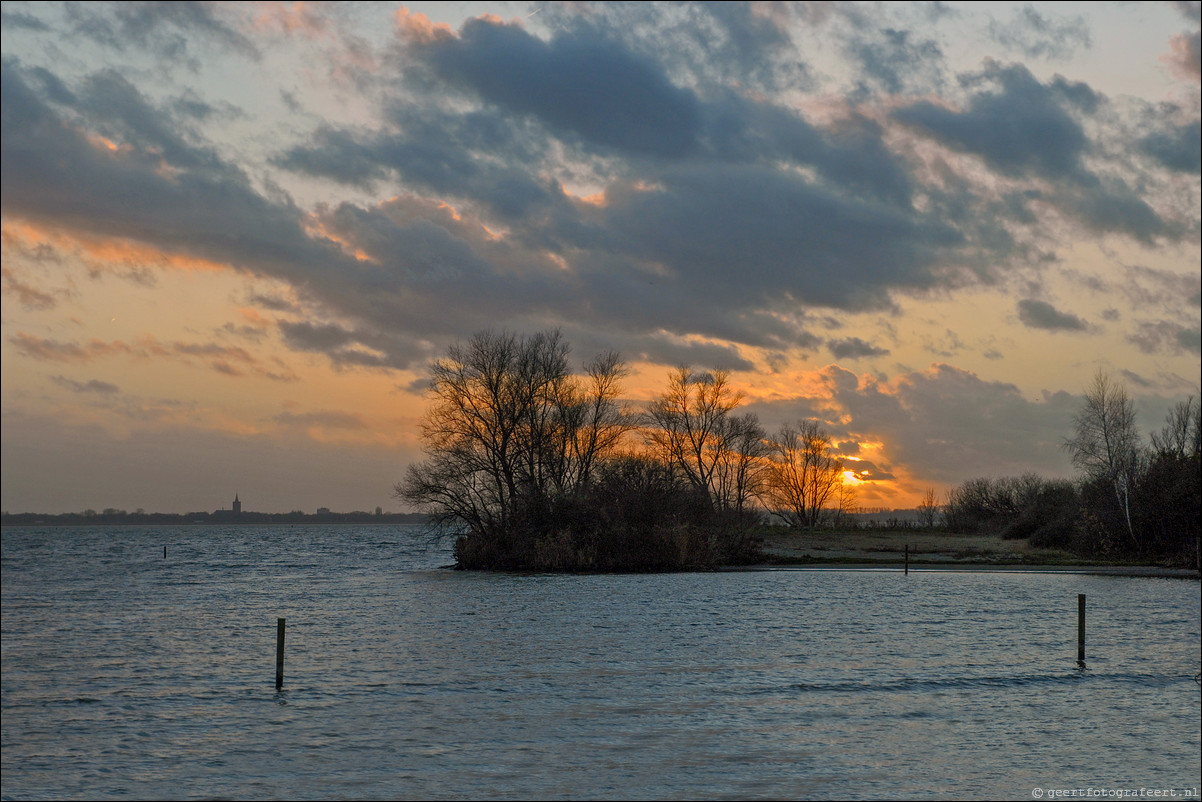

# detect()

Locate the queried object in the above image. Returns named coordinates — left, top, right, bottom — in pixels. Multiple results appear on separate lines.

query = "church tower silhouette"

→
left=232, top=494, right=241, bottom=515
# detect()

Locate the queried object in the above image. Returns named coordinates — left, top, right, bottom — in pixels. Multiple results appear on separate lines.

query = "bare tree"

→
left=765, top=419, right=845, bottom=528
left=1150, top=396, right=1200, bottom=459
left=397, top=330, right=630, bottom=535
left=1063, top=370, right=1141, bottom=547
left=712, top=412, right=770, bottom=513
left=644, top=367, right=747, bottom=510
left=917, top=488, right=939, bottom=528
left=834, top=478, right=859, bottom=527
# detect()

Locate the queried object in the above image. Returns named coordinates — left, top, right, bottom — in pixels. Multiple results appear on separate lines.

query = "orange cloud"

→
left=10, top=333, right=135, bottom=363
left=239, top=307, right=272, bottom=328
left=250, top=2, right=331, bottom=39
left=1, top=220, right=230, bottom=274
left=301, top=212, right=376, bottom=262
left=9, top=331, right=297, bottom=381
left=1, top=266, right=60, bottom=310
left=394, top=6, right=453, bottom=44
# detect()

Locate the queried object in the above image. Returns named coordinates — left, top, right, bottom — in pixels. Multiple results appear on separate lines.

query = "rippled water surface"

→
left=2, top=525, right=1199, bottom=800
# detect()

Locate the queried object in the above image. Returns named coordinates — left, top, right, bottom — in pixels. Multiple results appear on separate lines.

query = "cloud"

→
left=63, top=1, right=259, bottom=65
left=827, top=363, right=1078, bottom=482
left=1, top=266, right=59, bottom=310
left=1122, top=264, right=1202, bottom=309
left=1, top=407, right=416, bottom=513
left=2, top=7, right=1195, bottom=378
left=50, top=375, right=121, bottom=394
left=274, top=410, right=366, bottom=430
left=277, top=320, right=428, bottom=370
left=10, top=333, right=133, bottom=363
left=748, top=362, right=1079, bottom=488
left=1127, top=321, right=1202, bottom=355
left=893, top=60, right=1186, bottom=245
left=1140, top=119, right=1201, bottom=173
left=8, top=331, right=296, bottom=380
left=828, top=337, right=891, bottom=360
left=1, top=7, right=50, bottom=32
left=0, top=60, right=335, bottom=279
left=533, top=2, right=812, bottom=94
left=1016, top=299, right=1089, bottom=331
left=1163, top=30, right=1201, bottom=82
left=840, top=458, right=896, bottom=483
left=412, top=16, right=705, bottom=158
left=894, top=61, right=1095, bottom=179
left=844, top=25, right=945, bottom=97
left=1171, top=2, right=1202, bottom=25
left=987, top=6, right=1092, bottom=59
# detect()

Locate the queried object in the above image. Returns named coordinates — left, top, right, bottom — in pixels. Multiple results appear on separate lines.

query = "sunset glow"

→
left=2, top=2, right=1198, bottom=514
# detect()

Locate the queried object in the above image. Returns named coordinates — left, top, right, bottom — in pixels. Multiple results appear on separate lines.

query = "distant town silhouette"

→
left=2, top=495, right=429, bottom=526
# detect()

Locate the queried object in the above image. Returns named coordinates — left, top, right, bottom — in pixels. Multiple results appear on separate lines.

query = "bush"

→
left=945, top=473, right=1049, bottom=533
left=1000, top=480, right=1078, bottom=543
left=446, top=454, right=764, bottom=571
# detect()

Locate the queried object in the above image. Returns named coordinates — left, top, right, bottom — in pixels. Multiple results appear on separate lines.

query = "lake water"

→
left=2, top=524, right=1199, bottom=801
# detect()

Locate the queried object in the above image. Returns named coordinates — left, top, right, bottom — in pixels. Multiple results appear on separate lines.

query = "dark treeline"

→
left=401, top=332, right=1200, bottom=571
left=397, top=330, right=855, bottom=571
left=944, top=371, right=1200, bottom=567
left=1, top=510, right=430, bottom=526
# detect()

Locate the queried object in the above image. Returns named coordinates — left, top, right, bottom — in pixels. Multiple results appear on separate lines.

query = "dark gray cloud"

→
left=596, top=163, right=960, bottom=312
left=1123, top=265, right=1202, bottom=308
left=828, top=364, right=1078, bottom=482
left=9, top=333, right=128, bottom=363
left=1172, top=2, right=1202, bottom=25
left=1127, top=321, right=1202, bottom=355
left=1140, top=119, right=1201, bottom=173
left=843, top=25, right=946, bottom=97
left=2, top=267, right=59, bottom=310
left=0, top=57, right=411, bottom=358
left=1, top=7, right=50, bottom=31
left=894, top=61, right=1185, bottom=244
left=750, top=362, right=1079, bottom=486
left=2, top=6, right=1195, bottom=378
left=894, top=62, right=1096, bottom=179
left=0, top=59, right=332, bottom=275
left=277, top=320, right=428, bottom=370
left=63, top=1, right=258, bottom=65
left=828, top=337, right=891, bottom=360
left=1056, top=180, right=1179, bottom=244
left=536, top=2, right=811, bottom=94
left=842, top=458, right=896, bottom=483
left=416, top=17, right=704, bottom=159
left=274, top=410, right=366, bottom=430
left=987, top=6, right=1092, bottom=59
left=1016, top=299, right=1089, bottom=331
left=8, top=330, right=296, bottom=381
left=50, top=375, right=120, bottom=394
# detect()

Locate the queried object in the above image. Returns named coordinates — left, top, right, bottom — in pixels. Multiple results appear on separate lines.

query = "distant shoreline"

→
left=752, top=528, right=1201, bottom=576
left=0, top=512, right=431, bottom=526
left=725, top=562, right=1200, bottom=578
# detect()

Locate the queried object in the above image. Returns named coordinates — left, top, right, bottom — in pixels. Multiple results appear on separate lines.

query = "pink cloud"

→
left=1163, top=30, right=1201, bottom=82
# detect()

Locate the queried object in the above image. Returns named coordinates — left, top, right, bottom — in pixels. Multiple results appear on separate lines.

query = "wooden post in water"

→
left=904, top=544, right=909, bottom=575
left=275, top=618, right=286, bottom=690
left=1077, top=594, right=1086, bottom=664
left=163, top=545, right=167, bottom=559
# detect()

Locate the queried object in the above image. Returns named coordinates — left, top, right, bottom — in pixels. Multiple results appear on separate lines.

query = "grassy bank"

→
left=754, top=527, right=1199, bottom=570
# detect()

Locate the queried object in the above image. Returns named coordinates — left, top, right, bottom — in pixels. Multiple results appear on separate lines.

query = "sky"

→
left=2, top=1, right=1199, bottom=515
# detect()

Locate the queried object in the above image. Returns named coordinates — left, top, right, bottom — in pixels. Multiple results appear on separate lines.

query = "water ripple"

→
left=2, top=524, right=1199, bottom=801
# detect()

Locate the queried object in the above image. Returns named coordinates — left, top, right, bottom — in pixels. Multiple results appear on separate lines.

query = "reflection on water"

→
left=2, top=525, right=1199, bottom=800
